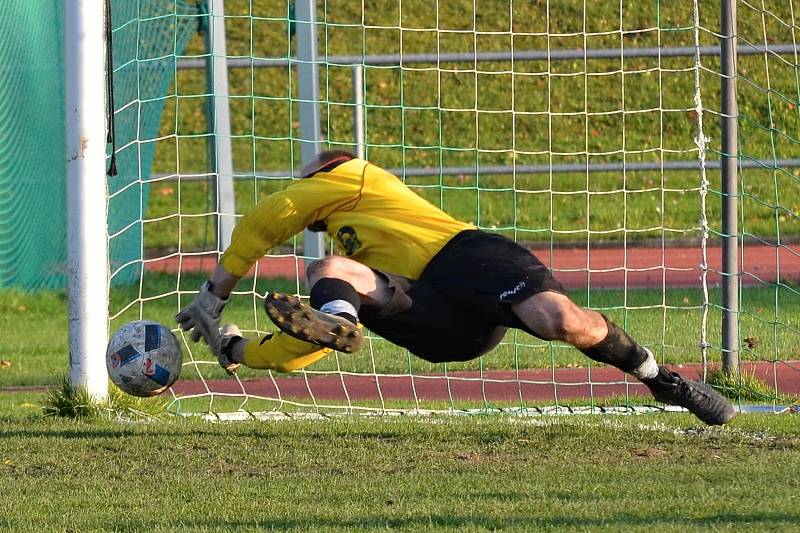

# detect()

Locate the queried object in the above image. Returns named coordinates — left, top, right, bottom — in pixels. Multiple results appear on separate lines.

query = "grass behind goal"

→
left=148, top=1, right=799, bottom=249
left=104, top=0, right=800, bottom=414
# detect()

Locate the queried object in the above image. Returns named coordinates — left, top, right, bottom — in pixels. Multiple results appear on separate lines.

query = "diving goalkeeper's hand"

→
left=176, top=281, right=228, bottom=352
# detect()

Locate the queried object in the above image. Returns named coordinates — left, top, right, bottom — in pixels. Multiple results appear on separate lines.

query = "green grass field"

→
left=0, top=401, right=798, bottom=532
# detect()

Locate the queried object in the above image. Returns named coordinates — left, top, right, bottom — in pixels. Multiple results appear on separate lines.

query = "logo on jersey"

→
left=499, top=281, right=526, bottom=301
left=336, top=226, right=362, bottom=256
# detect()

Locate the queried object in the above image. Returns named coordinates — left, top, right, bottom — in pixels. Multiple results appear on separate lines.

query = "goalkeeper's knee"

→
left=243, top=331, right=330, bottom=373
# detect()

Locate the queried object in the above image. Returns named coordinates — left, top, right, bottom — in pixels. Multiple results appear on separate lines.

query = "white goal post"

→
left=65, top=0, right=109, bottom=399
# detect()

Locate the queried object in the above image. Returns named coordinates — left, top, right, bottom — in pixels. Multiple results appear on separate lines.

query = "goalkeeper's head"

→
left=301, top=150, right=356, bottom=178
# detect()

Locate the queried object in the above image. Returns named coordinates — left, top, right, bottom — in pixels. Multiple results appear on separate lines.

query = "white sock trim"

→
left=630, top=347, right=659, bottom=380
left=319, top=299, right=358, bottom=318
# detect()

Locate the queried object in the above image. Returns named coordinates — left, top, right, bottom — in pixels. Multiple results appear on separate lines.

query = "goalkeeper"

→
left=177, top=150, right=735, bottom=425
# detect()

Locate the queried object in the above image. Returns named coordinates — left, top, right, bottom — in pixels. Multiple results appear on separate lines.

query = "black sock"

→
left=309, top=277, right=361, bottom=324
left=579, top=315, right=650, bottom=373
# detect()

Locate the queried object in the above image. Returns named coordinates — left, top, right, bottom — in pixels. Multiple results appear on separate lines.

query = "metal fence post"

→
left=720, top=0, right=740, bottom=374
left=203, top=0, right=236, bottom=252
left=352, top=64, right=365, bottom=159
left=296, top=0, right=325, bottom=263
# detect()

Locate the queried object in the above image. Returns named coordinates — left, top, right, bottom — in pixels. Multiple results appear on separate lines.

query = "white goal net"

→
left=106, top=0, right=800, bottom=416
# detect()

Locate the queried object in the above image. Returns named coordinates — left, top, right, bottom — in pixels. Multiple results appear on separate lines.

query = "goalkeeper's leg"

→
left=221, top=325, right=331, bottom=372
left=265, top=256, right=393, bottom=353
left=512, top=291, right=735, bottom=425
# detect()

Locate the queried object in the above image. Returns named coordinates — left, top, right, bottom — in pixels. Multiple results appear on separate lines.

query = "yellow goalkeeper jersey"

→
left=219, top=158, right=474, bottom=280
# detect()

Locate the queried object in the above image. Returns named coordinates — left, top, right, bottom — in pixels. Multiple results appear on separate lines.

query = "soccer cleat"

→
left=264, top=292, right=363, bottom=354
left=643, top=366, right=736, bottom=425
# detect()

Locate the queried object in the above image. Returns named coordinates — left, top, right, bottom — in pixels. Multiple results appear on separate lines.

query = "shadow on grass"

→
left=0, top=428, right=144, bottom=440
left=107, top=511, right=800, bottom=531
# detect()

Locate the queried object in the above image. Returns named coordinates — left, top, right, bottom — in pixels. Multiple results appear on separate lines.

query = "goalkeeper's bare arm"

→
left=178, top=150, right=735, bottom=425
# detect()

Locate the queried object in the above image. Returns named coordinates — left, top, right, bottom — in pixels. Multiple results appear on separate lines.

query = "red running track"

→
left=157, top=244, right=800, bottom=403
left=173, top=361, right=800, bottom=403
left=147, top=243, right=800, bottom=289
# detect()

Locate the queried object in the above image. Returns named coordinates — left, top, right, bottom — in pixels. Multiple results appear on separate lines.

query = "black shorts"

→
left=358, top=230, right=565, bottom=363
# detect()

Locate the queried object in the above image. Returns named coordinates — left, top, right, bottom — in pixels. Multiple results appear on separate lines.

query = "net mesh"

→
left=109, top=0, right=202, bottom=284
left=103, top=0, right=800, bottom=415
left=705, top=1, right=800, bottom=400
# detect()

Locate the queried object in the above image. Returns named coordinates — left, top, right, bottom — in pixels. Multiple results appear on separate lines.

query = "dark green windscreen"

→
left=0, top=0, right=200, bottom=289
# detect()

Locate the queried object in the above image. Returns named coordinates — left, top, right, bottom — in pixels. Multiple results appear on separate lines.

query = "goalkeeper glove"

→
left=218, top=324, right=243, bottom=375
left=176, top=281, right=227, bottom=353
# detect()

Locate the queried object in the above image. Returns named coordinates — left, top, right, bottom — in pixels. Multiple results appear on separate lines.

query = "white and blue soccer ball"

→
left=106, top=320, right=183, bottom=397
